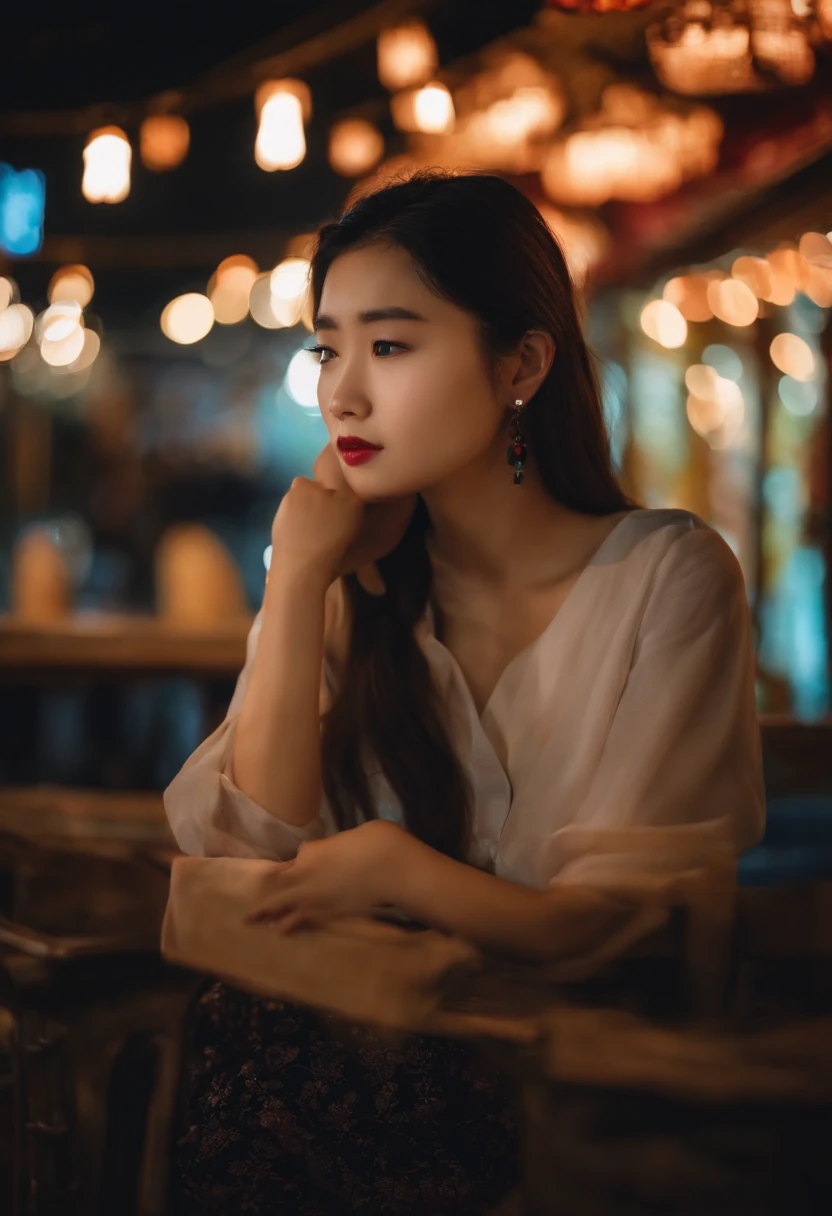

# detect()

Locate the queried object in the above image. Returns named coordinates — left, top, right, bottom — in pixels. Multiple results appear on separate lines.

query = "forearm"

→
left=390, top=832, right=630, bottom=964
left=232, top=564, right=329, bottom=827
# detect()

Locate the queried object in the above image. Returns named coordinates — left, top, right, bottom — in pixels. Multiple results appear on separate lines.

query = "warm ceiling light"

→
left=48, top=264, right=94, bottom=308
left=328, top=119, right=385, bottom=177
left=140, top=114, right=190, bottom=172
left=769, top=332, right=814, bottom=381
left=377, top=21, right=438, bottom=91
left=391, top=83, right=455, bottom=134
left=254, top=81, right=310, bottom=171
left=83, top=125, right=131, bottom=203
left=161, top=293, right=215, bottom=344
left=640, top=299, right=688, bottom=348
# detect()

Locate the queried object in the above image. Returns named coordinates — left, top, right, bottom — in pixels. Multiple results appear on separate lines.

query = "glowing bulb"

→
left=328, top=119, right=385, bottom=177
left=82, top=126, right=131, bottom=203
left=285, top=347, right=320, bottom=409
left=255, top=92, right=306, bottom=171
left=140, top=114, right=190, bottom=171
left=377, top=21, right=438, bottom=90
left=161, top=293, right=215, bottom=344
left=391, top=83, right=454, bottom=134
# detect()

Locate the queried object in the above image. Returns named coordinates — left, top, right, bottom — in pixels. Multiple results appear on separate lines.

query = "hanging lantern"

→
left=391, top=83, right=455, bottom=134
left=647, top=0, right=814, bottom=96
left=377, top=21, right=437, bottom=90
left=540, top=85, right=722, bottom=207
left=329, top=119, right=385, bottom=177
left=254, top=80, right=311, bottom=171
left=140, top=114, right=190, bottom=171
left=82, top=126, right=131, bottom=203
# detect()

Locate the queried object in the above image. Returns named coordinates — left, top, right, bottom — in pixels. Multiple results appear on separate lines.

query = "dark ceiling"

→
left=0, top=0, right=548, bottom=323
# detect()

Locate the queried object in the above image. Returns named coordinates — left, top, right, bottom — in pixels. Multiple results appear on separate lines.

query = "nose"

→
left=325, top=360, right=371, bottom=423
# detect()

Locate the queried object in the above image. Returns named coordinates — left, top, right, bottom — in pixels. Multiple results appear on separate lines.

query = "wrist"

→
left=364, top=820, right=419, bottom=907
left=265, top=550, right=334, bottom=600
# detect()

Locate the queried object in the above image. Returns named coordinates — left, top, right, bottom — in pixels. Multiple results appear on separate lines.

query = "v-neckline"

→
left=423, top=509, right=638, bottom=724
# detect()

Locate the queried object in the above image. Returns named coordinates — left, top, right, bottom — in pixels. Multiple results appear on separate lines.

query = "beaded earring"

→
left=506, top=399, right=527, bottom=485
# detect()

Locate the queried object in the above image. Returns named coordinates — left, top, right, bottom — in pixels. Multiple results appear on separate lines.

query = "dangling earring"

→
left=506, top=399, right=527, bottom=486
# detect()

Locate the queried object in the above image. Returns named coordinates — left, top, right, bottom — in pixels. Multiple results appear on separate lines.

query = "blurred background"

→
left=0, top=0, right=830, bottom=810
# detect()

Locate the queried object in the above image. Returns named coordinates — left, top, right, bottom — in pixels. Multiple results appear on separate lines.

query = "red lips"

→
left=336, top=436, right=383, bottom=451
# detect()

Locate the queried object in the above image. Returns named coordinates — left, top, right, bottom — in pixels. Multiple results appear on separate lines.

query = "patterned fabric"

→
left=173, top=980, right=521, bottom=1215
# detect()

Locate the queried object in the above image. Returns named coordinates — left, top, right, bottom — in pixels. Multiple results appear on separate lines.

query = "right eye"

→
left=305, top=344, right=335, bottom=365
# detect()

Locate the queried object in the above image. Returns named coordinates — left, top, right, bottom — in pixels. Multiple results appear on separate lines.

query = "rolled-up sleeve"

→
left=541, top=527, right=766, bottom=893
left=163, top=610, right=331, bottom=860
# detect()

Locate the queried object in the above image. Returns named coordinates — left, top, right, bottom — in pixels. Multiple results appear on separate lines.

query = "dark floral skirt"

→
left=173, top=980, right=522, bottom=1216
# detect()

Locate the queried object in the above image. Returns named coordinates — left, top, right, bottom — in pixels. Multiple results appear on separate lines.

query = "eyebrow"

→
left=312, top=306, right=429, bottom=330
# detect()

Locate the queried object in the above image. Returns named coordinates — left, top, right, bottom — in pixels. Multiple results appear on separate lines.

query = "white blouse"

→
left=163, top=508, right=765, bottom=892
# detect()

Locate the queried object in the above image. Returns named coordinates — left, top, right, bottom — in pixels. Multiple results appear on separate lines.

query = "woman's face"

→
left=311, top=242, right=508, bottom=500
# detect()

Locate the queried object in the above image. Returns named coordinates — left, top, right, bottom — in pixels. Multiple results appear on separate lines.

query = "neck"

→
left=420, top=439, right=584, bottom=590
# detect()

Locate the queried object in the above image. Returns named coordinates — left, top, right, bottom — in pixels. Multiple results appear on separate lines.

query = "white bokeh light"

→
left=284, top=348, right=321, bottom=410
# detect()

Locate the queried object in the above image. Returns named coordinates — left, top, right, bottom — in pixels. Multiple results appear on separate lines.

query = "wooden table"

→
left=0, top=613, right=251, bottom=681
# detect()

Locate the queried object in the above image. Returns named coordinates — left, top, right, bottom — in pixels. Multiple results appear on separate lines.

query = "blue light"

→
left=0, top=164, right=46, bottom=256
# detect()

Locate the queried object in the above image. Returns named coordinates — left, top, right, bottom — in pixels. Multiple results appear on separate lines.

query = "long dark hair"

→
left=312, top=171, right=632, bottom=862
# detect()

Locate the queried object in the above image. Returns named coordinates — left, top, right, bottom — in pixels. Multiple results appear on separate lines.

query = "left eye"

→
left=373, top=341, right=405, bottom=357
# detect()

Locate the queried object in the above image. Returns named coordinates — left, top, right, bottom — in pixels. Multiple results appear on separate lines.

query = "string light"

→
left=140, top=114, right=190, bottom=171
left=377, top=22, right=438, bottom=90
left=254, top=80, right=311, bottom=171
left=82, top=126, right=131, bottom=203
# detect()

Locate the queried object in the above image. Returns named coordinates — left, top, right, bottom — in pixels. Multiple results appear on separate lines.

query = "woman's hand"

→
left=268, top=443, right=417, bottom=588
left=246, top=819, right=412, bottom=933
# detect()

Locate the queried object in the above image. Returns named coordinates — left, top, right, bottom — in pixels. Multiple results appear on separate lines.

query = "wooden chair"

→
left=0, top=832, right=200, bottom=1216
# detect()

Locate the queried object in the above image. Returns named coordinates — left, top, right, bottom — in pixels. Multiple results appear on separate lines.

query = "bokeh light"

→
left=706, top=277, right=758, bottom=326
left=161, top=293, right=215, bottom=344
left=391, top=83, right=455, bottom=134
left=254, top=83, right=309, bottom=171
left=140, top=114, right=190, bottom=171
left=640, top=299, right=687, bottom=348
left=82, top=126, right=131, bottom=203
left=377, top=21, right=438, bottom=90
left=779, top=376, right=817, bottom=417
left=48, top=265, right=94, bottom=308
left=769, top=332, right=814, bottom=381
left=209, top=255, right=259, bottom=325
left=285, top=347, right=321, bottom=409
left=702, top=344, right=744, bottom=381
left=0, top=303, right=35, bottom=357
left=328, top=119, right=385, bottom=177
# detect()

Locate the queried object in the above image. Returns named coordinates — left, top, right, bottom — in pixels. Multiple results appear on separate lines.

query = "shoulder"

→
left=614, top=510, right=749, bottom=651
left=615, top=508, right=743, bottom=593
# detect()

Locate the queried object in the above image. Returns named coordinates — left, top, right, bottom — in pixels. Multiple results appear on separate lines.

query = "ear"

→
left=510, top=329, right=556, bottom=405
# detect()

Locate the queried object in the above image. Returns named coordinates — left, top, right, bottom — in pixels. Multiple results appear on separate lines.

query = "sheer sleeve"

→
left=163, top=581, right=345, bottom=860
left=541, top=526, right=766, bottom=893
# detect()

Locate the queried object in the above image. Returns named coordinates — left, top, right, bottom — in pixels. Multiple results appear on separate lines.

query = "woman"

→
left=165, top=171, right=765, bottom=1214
